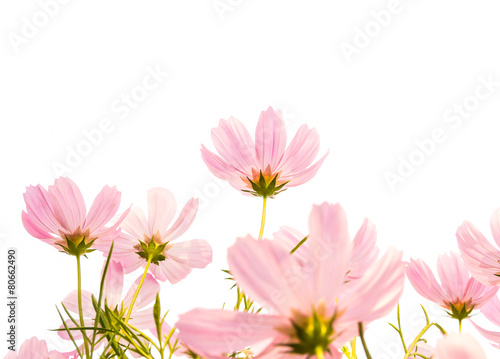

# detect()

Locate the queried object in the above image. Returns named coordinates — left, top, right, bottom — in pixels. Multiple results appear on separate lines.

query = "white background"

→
left=2, top=0, right=500, bottom=357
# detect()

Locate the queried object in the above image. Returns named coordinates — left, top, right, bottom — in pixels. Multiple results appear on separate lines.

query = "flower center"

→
left=281, top=308, right=337, bottom=356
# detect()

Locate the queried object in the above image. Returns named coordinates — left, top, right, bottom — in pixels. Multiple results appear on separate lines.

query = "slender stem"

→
left=404, top=323, right=444, bottom=359
left=459, top=318, right=462, bottom=333
left=124, top=257, right=153, bottom=323
left=315, top=346, right=325, bottom=359
left=258, top=196, right=267, bottom=240
left=76, top=254, right=90, bottom=358
left=358, top=322, right=372, bottom=359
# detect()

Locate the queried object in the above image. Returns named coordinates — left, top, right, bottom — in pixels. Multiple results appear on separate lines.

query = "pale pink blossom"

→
left=59, top=261, right=163, bottom=351
left=457, top=208, right=500, bottom=285
left=22, top=177, right=129, bottom=253
left=176, top=203, right=404, bottom=358
left=406, top=252, right=498, bottom=321
left=433, top=333, right=486, bottom=359
left=272, top=216, right=379, bottom=282
left=3, top=337, right=72, bottom=359
left=96, top=188, right=212, bottom=283
left=201, top=107, right=328, bottom=197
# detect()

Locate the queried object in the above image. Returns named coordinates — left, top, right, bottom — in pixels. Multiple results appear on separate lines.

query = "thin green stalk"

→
left=258, top=196, right=267, bottom=240
left=124, top=257, right=153, bottom=323
left=76, top=254, right=90, bottom=358
left=358, top=322, right=372, bottom=359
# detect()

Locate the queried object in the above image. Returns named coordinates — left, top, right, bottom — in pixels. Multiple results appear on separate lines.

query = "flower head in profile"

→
left=3, top=336, right=72, bottom=359
left=176, top=203, right=404, bottom=358
left=457, top=208, right=500, bottom=285
left=96, top=188, right=212, bottom=284
left=201, top=107, right=328, bottom=198
left=22, top=177, right=129, bottom=256
left=406, top=252, right=498, bottom=324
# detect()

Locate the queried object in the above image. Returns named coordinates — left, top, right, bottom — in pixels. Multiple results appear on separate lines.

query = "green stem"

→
left=459, top=318, right=462, bottom=333
left=358, top=322, right=372, bottom=359
left=404, top=323, right=445, bottom=359
left=258, top=196, right=267, bottom=240
left=124, top=257, right=153, bottom=323
left=76, top=254, right=90, bottom=358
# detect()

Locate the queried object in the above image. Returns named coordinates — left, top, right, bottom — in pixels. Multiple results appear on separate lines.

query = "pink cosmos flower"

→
left=457, top=208, right=500, bottom=285
left=200, top=107, right=328, bottom=198
left=4, top=337, right=71, bottom=359
left=272, top=217, right=379, bottom=282
left=176, top=203, right=405, bottom=358
left=22, top=177, right=129, bottom=255
left=406, top=252, right=498, bottom=322
left=433, top=333, right=486, bottom=359
left=59, top=261, right=162, bottom=350
left=96, top=188, right=212, bottom=284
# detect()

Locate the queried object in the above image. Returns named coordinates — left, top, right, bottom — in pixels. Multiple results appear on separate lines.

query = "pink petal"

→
left=83, top=185, right=121, bottom=233
left=280, top=151, right=328, bottom=187
left=480, top=295, right=500, bottom=326
left=123, top=273, right=159, bottom=312
left=147, top=188, right=176, bottom=236
left=150, top=258, right=193, bottom=284
left=272, top=226, right=308, bottom=264
left=348, top=218, right=379, bottom=280
left=103, top=261, right=124, bottom=309
left=277, top=124, right=320, bottom=174
left=163, top=198, right=198, bottom=241
left=200, top=145, right=247, bottom=191
left=17, top=337, right=49, bottom=359
left=23, top=184, right=61, bottom=234
left=342, top=248, right=404, bottom=323
left=406, top=258, right=448, bottom=306
left=62, top=290, right=95, bottom=318
left=436, top=252, right=470, bottom=302
left=176, top=309, right=284, bottom=359
left=48, top=177, right=86, bottom=233
left=434, top=332, right=487, bottom=359
left=211, top=117, right=258, bottom=173
left=306, top=203, right=352, bottom=307
left=228, top=236, right=311, bottom=316
left=121, top=207, right=149, bottom=239
left=457, top=221, right=500, bottom=285
left=167, top=239, right=212, bottom=269
left=255, top=107, right=287, bottom=170
left=21, top=211, right=55, bottom=242
left=463, top=278, right=498, bottom=309
left=491, top=208, right=500, bottom=248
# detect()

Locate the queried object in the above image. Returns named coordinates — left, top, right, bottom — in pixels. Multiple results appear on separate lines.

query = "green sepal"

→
left=135, top=239, right=167, bottom=265
left=56, top=236, right=96, bottom=257
left=242, top=172, right=289, bottom=198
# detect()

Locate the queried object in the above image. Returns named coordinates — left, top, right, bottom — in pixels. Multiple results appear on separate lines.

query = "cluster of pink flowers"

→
left=7, top=107, right=499, bottom=358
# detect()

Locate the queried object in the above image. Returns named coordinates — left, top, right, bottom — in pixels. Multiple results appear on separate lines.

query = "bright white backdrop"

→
left=2, top=0, right=500, bottom=357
